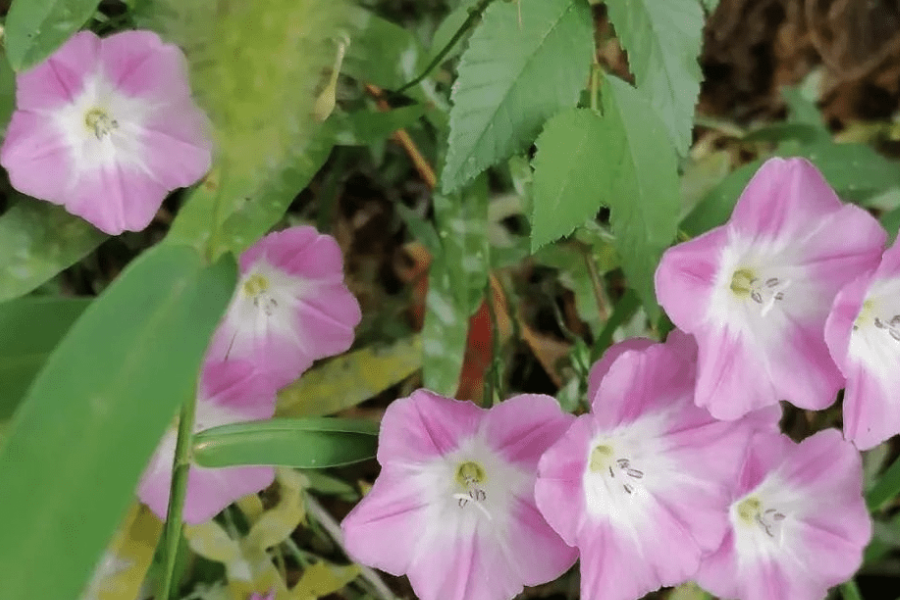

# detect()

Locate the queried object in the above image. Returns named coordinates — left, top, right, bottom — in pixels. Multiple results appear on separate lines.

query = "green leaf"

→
left=4, top=0, right=102, bottom=70
left=167, top=129, right=334, bottom=256
left=699, top=0, right=720, bottom=11
left=422, top=177, right=490, bottom=395
left=0, top=244, right=236, bottom=600
left=0, top=52, right=17, bottom=136
left=276, top=335, right=423, bottom=417
left=881, top=207, right=900, bottom=243
left=331, top=105, right=427, bottom=146
left=599, top=75, right=681, bottom=319
left=781, top=86, right=828, bottom=139
left=605, top=0, right=704, bottom=154
left=0, top=296, right=91, bottom=418
left=0, top=195, right=107, bottom=302
left=441, top=0, right=594, bottom=192
left=344, top=9, right=428, bottom=91
left=867, top=455, right=900, bottom=512
left=192, top=417, right=378, bottom=469
left=681, top=159, right=760, bottom=236
left=530, top=108, right=608, bottom=250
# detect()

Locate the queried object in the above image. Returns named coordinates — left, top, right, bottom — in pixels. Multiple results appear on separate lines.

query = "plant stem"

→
left=394, top=0, right=498, bottom=95
left=841, top=579, right=863, bottom=600
left=581, top=246, right=609, bottom=322
left=157, top=390, right=200, bottom=600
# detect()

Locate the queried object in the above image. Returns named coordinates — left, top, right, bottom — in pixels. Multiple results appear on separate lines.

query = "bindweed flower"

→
left=826, top=236, right=900, bottom=449
left=207, top=226, right=361, bottom=389
left=696, top=429, right=871, bottom=600
left=340, top=390, right=577, bottom=600
left=138, top=360, right=276, bottom=524
left=535, top=338, right=778, bottom=600
left=656, top=157, right=886, bottom=420
left=0, top=31, right=212, bottom=235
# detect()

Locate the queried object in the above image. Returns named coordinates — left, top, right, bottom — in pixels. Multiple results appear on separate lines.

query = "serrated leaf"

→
left=530, top=108, right=609, bottom=250
left=0, top=195, right=107, bottom=302
left=0, top=244, right=236, bottom=600
left=277, top=335, right=422, bottom=418
left=4, top=0, right=102, bottom=71
left=605, top=0, right=704, bottom=154
left=441, top=0, right=594, bottom=192
left=600, top=75, right=680, bottom=319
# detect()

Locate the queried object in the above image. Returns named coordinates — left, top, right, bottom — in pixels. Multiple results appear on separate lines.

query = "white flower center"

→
left=849, top=285, right=900, bottom=380
left=734, top=494, right=787, bottom=545
left=451, top=461, right=492, bottom=520
left=84, top=107, right=118, bottom=140
left=242, top=273, right=280, bottom=317
left=588, top=444, right=645, bottom=497
left=730, top=268, right=792, bottom=317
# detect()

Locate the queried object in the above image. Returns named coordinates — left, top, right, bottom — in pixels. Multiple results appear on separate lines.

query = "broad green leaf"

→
left=193, top=417, right=378, bottom=469
left=0, top=244, right=236, bottom=600
left=605, top=0, right=704, bottom=154
left=742, top=123, right=826, bottom=145
left=331, top=105, right=427, bottom=146
left=422, top=177, right=490, bottom=395
left=167, top=128, right=334, bottom=256
left=4, top=0, right=102, bottom=71
left=530, top=108, right=608, bottom=250
left=441, top=0, right=594, bottom=192
left=599, top=75, right=681, bottom=319
left=781, top=86, right=828, bottom=139
left=0, top=296, right=91, bottom=417
left=429, top=0, right=477, bottom=64
left=344, top=10, right=428, bottom=91
left=0, top=195, right=107, bottom=302
left=277, top=335, right=422, bottom=417
left=0, top=52, right=17, bottom=136
left=881, top=207, right=900, bottom=243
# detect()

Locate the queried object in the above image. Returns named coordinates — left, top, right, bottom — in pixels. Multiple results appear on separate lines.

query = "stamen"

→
left=453, top=461, right=491, bottom=520
left=731, top=268, right=790, bottom=316
left=873, top=313, right=900, bottom=342
left=591, top=446, right=645, bottom=496
left=84, top=108, right=118, bottom=140
left=243, top=273, right=278, bottom=316
left=736, top=496, right=786, bottom=540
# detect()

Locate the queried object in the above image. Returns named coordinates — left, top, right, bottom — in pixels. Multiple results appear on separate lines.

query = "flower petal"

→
left=482, top=394, right=573, bottom=468
left=65, top=162, right=168, bottom=234
left=99, top=31, right=193, bottom=101
left=377, top=390, right=483, bottom=465
left=0, top=111, right=74, bottom=202
left=16, top=31, right=99, bottom=110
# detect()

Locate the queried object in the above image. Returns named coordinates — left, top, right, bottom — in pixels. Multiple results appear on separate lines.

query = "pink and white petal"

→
left=735, top=432, right=794, bottom=494
left=483, top=394, right=573, bottom=468
left=729, top=158, right=843, bottom=243
left=825, top=274, right=872, bottom=374
left=181, top=465, right=275, bottom=524
left=504, top=495, right=578, bottom=586
left=0, top=111, right=75, bottom=203
left=764, top=318, right=843, bottom=411
left=586, top=338, right=655, bottom=401
left=16, top=31, right=100, bottom=110
left=137, top=433, right=178, bottom=521
left=273, top=229, right=348, bottom=281
left=778, top=429, right=865, bottom=505
left=789, top=514, right=869, bottom=588
left=695, top=530, right=740, bottom=599
left=843, top=363, right=900, bottom=449
left=66, top=163, right=168, bottom=234
left=591, top=344, right=694, bottom=428
left=293, top=285, right=362, bottom=359
left=694, top=326, right=779, bottom=420
left=340, top=468, right=431, bottom=577
left=535, top=415, right=593, bottom=545
left=743, top=557, right=826, bottom=600
left=577, top=519, right=693, bottom=600
left=377, top=390, right=483, bottom=465
left=655, top=228, right=729, bottom=331
left=139, top=99, right=212, bottom=189
left=200, top=359, right=277, bottom=420
left=99, top=31, right=193, bottom=101
left=795, top=203, right=885, bottom=290
left=406, top=528, right=522, bottom=600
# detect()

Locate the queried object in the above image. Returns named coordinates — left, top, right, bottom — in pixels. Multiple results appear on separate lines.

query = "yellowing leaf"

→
left=277, top=336, right=422, bottom=417
left=290, top=563, right=360, bottom=600
left=246, top=470, right=306, bottom=551
left=184, top=521, right=242, bottom=565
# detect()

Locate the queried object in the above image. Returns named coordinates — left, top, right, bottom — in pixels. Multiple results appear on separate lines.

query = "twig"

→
left=305, top=493, right=398, bottom=600
left=394, top=0, right=498, bottom=94
left=364, top=84, right=437, bottom=190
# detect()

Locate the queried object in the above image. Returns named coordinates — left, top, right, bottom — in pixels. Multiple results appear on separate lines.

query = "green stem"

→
left=395, top=0, right=498, bottom=95
left=840, top=579, right=864, bottom=600
left=484, top=279, right=503, bottom=407
left=157, top=390, right=200, bottom=600
left=581, top=245, right=608, bottom=322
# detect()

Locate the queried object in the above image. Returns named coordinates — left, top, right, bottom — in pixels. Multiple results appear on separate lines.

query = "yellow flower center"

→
left=84, top=108, right=118, bottom=140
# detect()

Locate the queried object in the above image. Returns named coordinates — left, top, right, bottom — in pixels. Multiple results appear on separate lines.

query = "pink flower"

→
left=340, top=390, right=577, bottom=600
left=656, top=157, right=886, bottom=420
left=0, top=30, right=211, bottom=235
left=138, top=360, right=276, bottom=524
left=826, top=237, right=900, bottom=449
left=696, top=429, right=871, bottom=600
left=535, top=339, right=777, bottom=600
left=207, top=226, right=362, bottom=389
